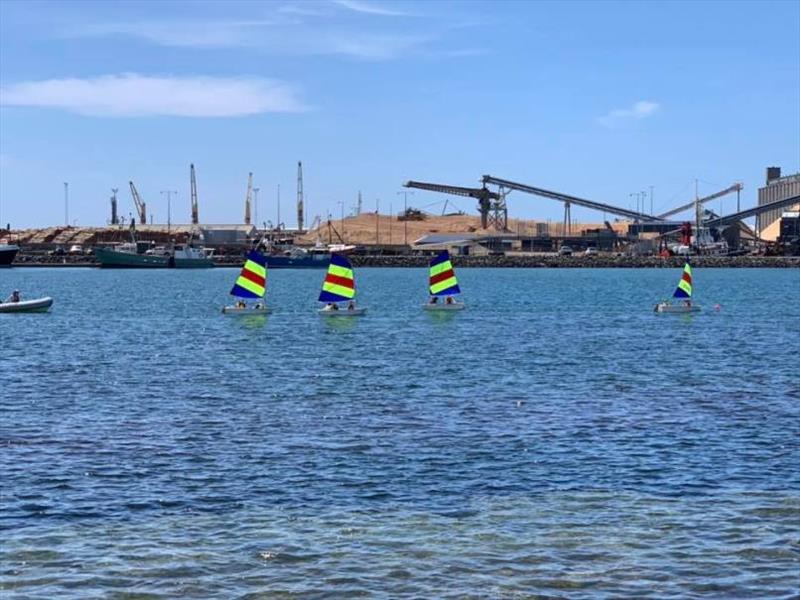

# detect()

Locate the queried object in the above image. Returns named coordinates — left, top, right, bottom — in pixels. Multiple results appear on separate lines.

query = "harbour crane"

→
left=657, top=183, right=743, bottom=219
left=244, top=172, right=253, bottom=225
left=403, top=180, right=504, bottom=229
left=297, top=161, right=304, bottom=232
left=128, top=181, right=147, bottom=224
left=190, top=164, right=199, bottom=225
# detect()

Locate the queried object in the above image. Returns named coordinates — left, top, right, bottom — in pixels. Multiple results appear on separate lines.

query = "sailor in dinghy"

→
left=222, top=251, right=270, bottom=315
left=423, top=251, right=465, bottom=311
left=317, top=253, right=367, bottom=316
left=0, top=289, right=54, bottom=313
left=655, top=263, right=701, bottom=314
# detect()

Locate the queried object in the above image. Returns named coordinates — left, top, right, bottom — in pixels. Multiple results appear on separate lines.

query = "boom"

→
left=481, top=175, right=664, bottom=222
left=128, top=181, right=147, bottom=224
left=704, top=194, right=800, bottom=227
left=404, top=180, right=503, bottom=229
left=658, top=183, right=743, bottom=219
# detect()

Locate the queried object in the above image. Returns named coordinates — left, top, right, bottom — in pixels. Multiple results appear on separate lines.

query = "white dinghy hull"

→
left=423, top=302, right=465, bottom=311
left=0, top=297, right=53, bottom=313
left=222, top=306, right=270, bottom=315
left=318, top=307, right=367, bottom=316
left=655, top=303, right=701, bottom=314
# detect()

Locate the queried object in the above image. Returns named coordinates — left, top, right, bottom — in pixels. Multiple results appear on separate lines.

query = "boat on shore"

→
left=655, top=263, right=701, bottom=313
left=0, top=244, right=19, bottom=267
left=0, top=296, right=53, bottom=313
left=423, top=250, right=465, bottom=311
left=95, top=242, right=214, bottom=268
left=317, top=253, right=366, bottom=316
left=222, top=251, right=270, bottom=315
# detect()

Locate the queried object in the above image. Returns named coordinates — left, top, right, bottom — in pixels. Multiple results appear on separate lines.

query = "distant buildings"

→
left=757, top=167, right=800, bottom=240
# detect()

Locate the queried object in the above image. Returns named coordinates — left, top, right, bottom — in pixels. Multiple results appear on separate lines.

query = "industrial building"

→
left=757, top=167, right=800, bottom=239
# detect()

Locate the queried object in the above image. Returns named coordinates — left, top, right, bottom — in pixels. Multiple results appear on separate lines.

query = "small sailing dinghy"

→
left=655, top=263, right=701, bottom=313
left=423, top=251, right=465, bottom=311
left=0, top=295, right=53, bottom=313
left=222, top=251, right=270, bottom=315
left=317, top=253, right=366, bottom=316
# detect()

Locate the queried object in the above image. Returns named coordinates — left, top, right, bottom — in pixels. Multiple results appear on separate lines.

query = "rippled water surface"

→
left=2, top=267, right=799, bottom=598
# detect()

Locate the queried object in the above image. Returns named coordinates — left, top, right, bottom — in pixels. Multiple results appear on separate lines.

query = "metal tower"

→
left=297, top=161, right=304, bottom=231
left=244, top=172, right=253, bottom=225
left=190, top=164, right=199, bottom=225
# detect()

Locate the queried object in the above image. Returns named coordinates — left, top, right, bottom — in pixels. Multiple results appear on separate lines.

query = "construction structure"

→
left=657, top=183, right=743, bottom=219
left=296, top=161, right=304, bottom=232
left=404, top=180, right=504, bottom=229
left=128, top=181, right=146, bottom=224
left=756, top=167, right=800, bottom=238
left=190, top=164, right=199, bottom=225
left=110, top=188, right=119, bottom=225
left=244, top=172, right=253, bottom=225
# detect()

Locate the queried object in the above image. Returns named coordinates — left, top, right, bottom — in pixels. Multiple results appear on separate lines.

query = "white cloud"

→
left=75, top=20, right=279, bottom=48
left=0, top=74, right=306, bottom=117
left=598, top=100, right=660, bottom=126
left=332, top=0, right=408, bottom=17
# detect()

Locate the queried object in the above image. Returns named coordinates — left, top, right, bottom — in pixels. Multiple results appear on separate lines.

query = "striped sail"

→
left=231, top=250, right=267, bottom=298
left=429, top=251, right=461, bottom=296
left=672, top=263, right=693, bottom=298
left=319, top=253, right=355, bottom=302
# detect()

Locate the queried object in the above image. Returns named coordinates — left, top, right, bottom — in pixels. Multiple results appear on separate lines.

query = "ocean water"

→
left=1, top=267, right=798, bottom=599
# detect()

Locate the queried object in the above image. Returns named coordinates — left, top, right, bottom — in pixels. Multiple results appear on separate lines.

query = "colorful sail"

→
left=230, top=250, right=267, bottom=298
left=672, top=263, right=693, bottom=298
left=429, top=250, right=461, bottom=296
left=319, top=253, right=355, bottom=302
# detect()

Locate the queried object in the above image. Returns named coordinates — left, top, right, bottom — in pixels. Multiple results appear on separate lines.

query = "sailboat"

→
left=222, top=250, right=270, bottom=314
left=317, top=253, right=367, bottom=316
left=423, top=250, right=465, bottom=311
left=655, top=263, right=701, bottom=313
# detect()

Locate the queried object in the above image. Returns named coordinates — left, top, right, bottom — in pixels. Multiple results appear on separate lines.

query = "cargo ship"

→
left=95, top=242, right=214, bottom=268
left=0, top=244, right=19, bottom=267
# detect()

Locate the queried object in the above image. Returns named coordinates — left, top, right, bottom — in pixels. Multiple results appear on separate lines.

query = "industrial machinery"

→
left=110, top=188, right=119, bottom=225
left=297, top=161, right=304, bottom=232
left=404, top=180, right=504, bottom=229
left=128, top=181, right=147, bottom=224
left=190, top=164, right=199, bottom=225
left=658, top=183, right=743, bottom=219
left=244, top=172, right=253, bottom=225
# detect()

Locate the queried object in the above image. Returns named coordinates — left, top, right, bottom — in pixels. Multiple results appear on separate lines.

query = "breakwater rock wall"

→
left=10, top=252, right=800, bottom=268
left=350, top=255, right=800, bottom=268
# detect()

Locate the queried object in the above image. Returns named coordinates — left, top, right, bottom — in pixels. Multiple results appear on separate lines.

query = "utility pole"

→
left=649, top=185, right=654, bottom=215
left=389, top=202, right=392, bottom=244
left=161, top=190, right=177, bottom=233
left=253, top=187, right=260, bottom=227
left=276, top=184, right=281, bottom=231
left=375, top=199, right=380, bottom=245
left=64, top=182, right=69, bottom=226
left=244, top=172, right=253, bottom=225
left=397, top=190, right=414, bottom=246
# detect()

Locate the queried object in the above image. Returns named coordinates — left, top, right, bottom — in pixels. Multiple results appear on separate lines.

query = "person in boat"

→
left=237, top=300, right=246, bottom=308
left=429, top=296, right=438, bottom=304
left=5, top=290, right=20, bottom=303
left=684, top=299, right=692, bottom=307
left=347, top=301, right=355, bottom=311
left=445, top=296, right=454, bottom=305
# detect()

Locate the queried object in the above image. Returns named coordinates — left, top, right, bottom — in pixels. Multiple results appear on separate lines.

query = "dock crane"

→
left=403, top=180, right=505, bottom=229
left=297, top=161, right=305, bottom=232
left=244, top=172, right=253, bottom=225
left=128, top=181, right=147, bottom=224
left=190, top=164, right=199, bottom=225
left=657, top=183, right=743, bottom=219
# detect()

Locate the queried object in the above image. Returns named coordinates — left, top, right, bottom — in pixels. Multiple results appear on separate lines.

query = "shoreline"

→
left=6, top=255, right=800, bottom=268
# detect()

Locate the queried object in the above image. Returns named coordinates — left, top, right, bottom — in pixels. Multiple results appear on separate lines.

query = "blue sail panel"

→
left=319, top=289, right=351, bottom=303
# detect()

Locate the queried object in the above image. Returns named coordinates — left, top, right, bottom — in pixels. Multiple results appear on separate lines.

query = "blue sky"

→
left=1, top=0, right=798, bottom=228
